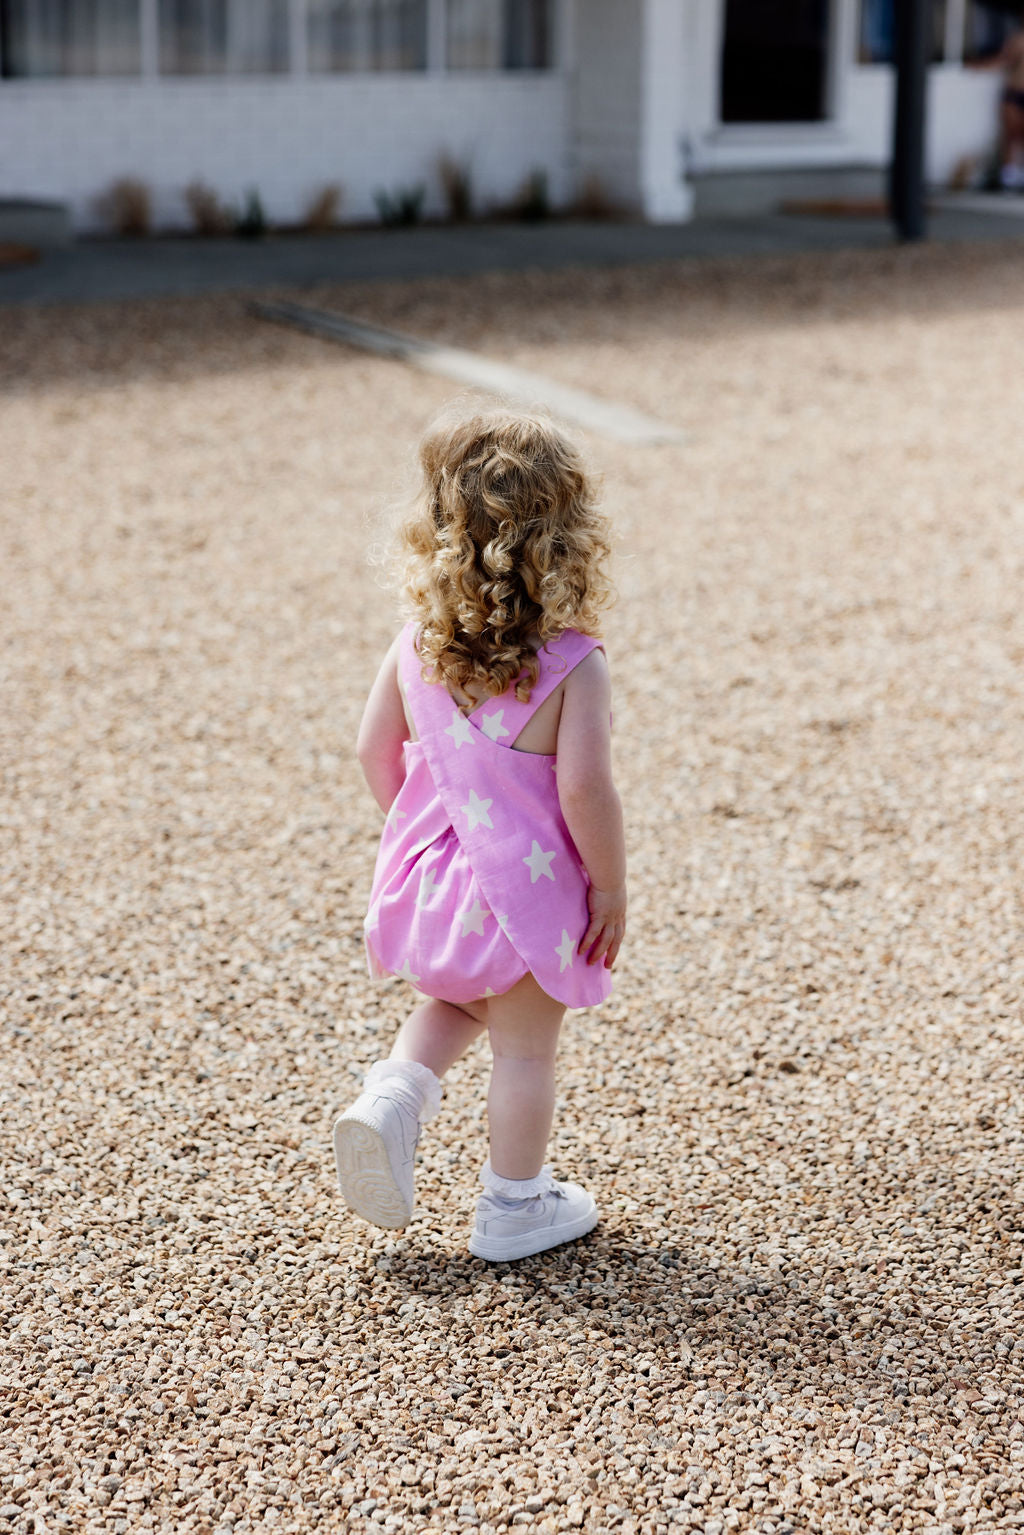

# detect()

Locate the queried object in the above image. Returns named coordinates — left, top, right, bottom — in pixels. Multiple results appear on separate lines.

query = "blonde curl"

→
left=399, top=408, right=613, bottom=702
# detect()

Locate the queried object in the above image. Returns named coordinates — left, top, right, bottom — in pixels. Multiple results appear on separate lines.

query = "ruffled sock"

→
left=480, top=1161, right=557, bottom=1201
left=364, top=1058, right=442, bottom=1122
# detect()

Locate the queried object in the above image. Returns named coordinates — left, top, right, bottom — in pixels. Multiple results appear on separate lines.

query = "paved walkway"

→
left=3, top=198, right=1024, bottom=306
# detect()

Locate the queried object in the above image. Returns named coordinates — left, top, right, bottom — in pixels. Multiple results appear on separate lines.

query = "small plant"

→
left=571, top=173, right=621, bottom=221
left=303, top=182, right=343, bottom=231
left=95, top=176, right=152, bottom=237
left=438, top=154, right=473, bottom=222
left=374, top=184, right=425, bottom=228
left=235, top=188, right=267, bottom=240
left=185, top=180, right=234, bottom=236
left=513, top=168, right=550, bottom=223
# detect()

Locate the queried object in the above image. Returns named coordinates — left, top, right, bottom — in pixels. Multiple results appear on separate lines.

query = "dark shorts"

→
left=1003, top=88, right=1024, bottom=113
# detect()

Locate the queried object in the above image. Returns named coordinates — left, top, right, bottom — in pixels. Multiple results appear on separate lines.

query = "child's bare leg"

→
left=389, top=998, right=486, bottom=1078
left=482, top=973, right=565, bottom=1180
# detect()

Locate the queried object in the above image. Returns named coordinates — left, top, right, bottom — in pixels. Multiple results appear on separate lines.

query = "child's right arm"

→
left=555, top=649, right=627, bottom=970
left=356, top=636, right=409, bottom=813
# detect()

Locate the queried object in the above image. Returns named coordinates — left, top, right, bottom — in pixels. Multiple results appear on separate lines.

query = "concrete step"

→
left=692, top=166, right=886, bottom=218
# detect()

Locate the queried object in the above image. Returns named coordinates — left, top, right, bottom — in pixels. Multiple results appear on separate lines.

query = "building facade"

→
left=0, top=0, right=1013, bottom=233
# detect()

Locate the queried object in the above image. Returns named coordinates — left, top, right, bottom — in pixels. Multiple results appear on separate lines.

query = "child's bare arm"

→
left=356, top=637, right=408, bottom=813
left=555, top=649, right=627, bottom=968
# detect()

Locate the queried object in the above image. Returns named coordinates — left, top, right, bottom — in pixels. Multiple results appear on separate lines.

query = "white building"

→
left=0, top=1, right=1014, bottom=233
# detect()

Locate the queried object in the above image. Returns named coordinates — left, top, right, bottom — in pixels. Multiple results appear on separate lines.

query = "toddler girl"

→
left=333, top=408, right=626, bottom=1261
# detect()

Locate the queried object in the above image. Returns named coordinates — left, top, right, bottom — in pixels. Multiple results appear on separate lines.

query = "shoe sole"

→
left=468, top=1201, right=598, bottom=1262
left=332, top=1114, right=412, bottom=1230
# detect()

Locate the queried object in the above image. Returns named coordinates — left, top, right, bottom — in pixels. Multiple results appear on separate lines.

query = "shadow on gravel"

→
left=363, top=1212, right=1018, bottom=1418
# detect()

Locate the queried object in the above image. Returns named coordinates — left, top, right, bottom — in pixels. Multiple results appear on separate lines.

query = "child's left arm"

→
left=356, top=636, right=409, bottom=813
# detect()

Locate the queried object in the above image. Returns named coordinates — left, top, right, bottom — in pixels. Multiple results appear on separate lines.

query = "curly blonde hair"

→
left=399, top=408, right=613, bottom=703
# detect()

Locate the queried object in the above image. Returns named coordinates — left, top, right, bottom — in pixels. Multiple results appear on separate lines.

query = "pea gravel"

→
left=2, top=240, right=1024, bottom=1534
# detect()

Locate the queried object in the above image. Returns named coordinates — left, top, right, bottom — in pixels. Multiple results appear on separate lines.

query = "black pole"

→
left=0, top=1, right=11, bottom=79
left=890, top=0, right=930, bottom=241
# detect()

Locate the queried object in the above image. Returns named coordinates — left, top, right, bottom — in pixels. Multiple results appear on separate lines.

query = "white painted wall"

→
left=844, top=65, right=1004, bottom=182
left=570, top=0, right=690, bottom=222
left=0, top=73, right=570, bottom=232
left=570, top=0, right=644, bottom=210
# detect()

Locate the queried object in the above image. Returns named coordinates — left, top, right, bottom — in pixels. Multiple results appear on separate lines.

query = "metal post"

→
left=0, top=0, right=11, bottom=78
left=890, top=0, right=930, bottom=241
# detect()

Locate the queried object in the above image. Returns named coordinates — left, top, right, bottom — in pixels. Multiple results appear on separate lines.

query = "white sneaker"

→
left=468, top=1164, right=598, bottom=1261
left=332, top=1061, right=440, bottom=1230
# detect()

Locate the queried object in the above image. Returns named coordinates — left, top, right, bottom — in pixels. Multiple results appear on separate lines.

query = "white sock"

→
left=480, top=1162, right=555, bottom=1200
left=364, top=1059, right=442, bottom=1122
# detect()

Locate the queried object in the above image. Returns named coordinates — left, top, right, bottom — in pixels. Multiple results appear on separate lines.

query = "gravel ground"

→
left=3, top=241, right=1024, bottom=1533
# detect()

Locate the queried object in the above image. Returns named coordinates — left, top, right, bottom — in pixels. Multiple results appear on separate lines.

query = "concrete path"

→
left=3, top=200, right=1024, bottom=307
left=251, top=298, right=684, bottom=444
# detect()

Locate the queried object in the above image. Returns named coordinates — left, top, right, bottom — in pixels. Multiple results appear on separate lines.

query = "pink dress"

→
left=364, top=622, right=614, bottom=1009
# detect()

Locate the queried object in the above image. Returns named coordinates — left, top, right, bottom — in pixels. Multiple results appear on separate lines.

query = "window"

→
left=963, top=2, right=1019, bottom=63
left=859, top=0, right=948, bottom=63
left=446, top=0, right=553, bottom=70
left=308, top=0, right=427, bottom=71
left=0, top=0, right=140, bottom=77
left=721, top=0, right=830, bottom=122
left=159, top=0, right=289, bottom=75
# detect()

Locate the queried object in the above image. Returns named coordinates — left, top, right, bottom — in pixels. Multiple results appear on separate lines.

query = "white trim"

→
left=945, top=0, right=966, bottom=66
left=290, top=0, right=309, bottom=76
left=553, top=0, right=571, bottom=73
left=140, top=0, right=159, bottom=79
left=425, top=0, right=446, bottom=72
left=641, top=0, right=691, bottom=220
left=834, top=0, right=859, bottom=121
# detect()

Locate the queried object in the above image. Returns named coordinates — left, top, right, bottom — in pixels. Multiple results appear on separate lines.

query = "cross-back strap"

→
left=399, top=622, right=601, bottom=744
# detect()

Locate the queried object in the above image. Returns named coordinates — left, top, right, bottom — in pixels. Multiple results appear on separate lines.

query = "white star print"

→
left=385, top=803, right=407, bottom=833
left=555, top=929, right=575, bottom=972
left=461, top=788, right=493, bottom=832
left=523, top=840, right=556, bottom=883
left=416, top=867, right=441, bottom=909
left=458, top=898, right=489, bottom=938
left=480, top=709, right=510, bottom=742
left=445, top=710, right=475, bottom=749
left=483, top=987, right=497, bottom=998
left=395, top=958, right=420, bottom=986
left=495, top=913, right=510, bottom=929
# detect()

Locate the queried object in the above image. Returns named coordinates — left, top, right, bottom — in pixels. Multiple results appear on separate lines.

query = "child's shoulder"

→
left=556, top=637, right=610, bottom=700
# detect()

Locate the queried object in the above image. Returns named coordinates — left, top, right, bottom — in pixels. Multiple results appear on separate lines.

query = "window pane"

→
left=503, top=0, right=552, bottom=67
left=963, top=1, right=1019, bottom=62
left=858, top=0, right=948, bottom=64
left=227, top=1, right=289, bottom=72
left=160, top=0, right=288, bottom=74
left=1, top=0, right=140, bottom=77
left=160, top=0, right=226, bottom=72
left=447, top=0, right=552, bottom=69
left=446, top=0, right=500, bottom=67
left=308, top=0, right=427, bottom=71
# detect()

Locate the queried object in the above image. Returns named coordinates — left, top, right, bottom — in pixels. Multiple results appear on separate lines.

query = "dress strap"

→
left=399, top=622, right=602, bottom=744
left=470, top=629, right=602, bottom=738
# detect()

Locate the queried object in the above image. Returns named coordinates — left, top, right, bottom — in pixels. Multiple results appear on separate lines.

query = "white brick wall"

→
left=0, top=73, right=570, bottom=232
